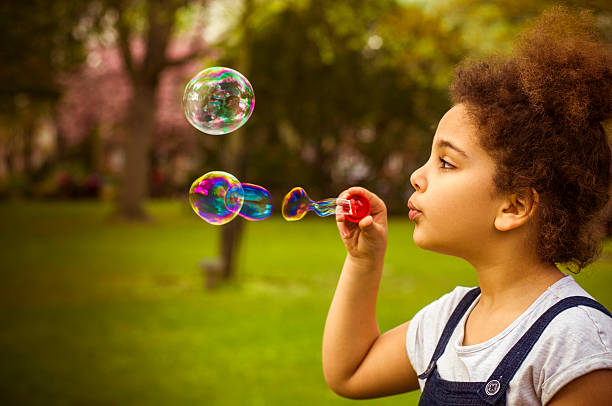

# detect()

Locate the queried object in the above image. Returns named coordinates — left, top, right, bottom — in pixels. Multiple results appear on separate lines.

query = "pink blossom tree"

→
left=58, top=38, right=206, bottom=172
left=60, top=0, right=208, bottom=219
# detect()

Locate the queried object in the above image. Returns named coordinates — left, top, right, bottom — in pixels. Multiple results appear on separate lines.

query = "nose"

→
left=410, top=164, right=426, bottom=192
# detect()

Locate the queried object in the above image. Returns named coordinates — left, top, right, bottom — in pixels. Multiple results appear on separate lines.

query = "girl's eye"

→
left=439, top=158, right=454, bottom=170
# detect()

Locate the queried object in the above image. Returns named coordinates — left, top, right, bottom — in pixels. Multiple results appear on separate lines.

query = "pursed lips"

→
left=408, top=200, right=422, bottom=221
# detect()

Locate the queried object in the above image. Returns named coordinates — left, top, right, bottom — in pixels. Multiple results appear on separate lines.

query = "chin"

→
left=412, top=227, right=432, bottom=250
left=412, top=228, right=459, bottom=256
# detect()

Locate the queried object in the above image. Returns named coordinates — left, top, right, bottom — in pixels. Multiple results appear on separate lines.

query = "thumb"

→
left=358, top=215, right=374, bottom=232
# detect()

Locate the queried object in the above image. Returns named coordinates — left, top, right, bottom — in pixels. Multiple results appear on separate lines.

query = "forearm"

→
left=322, top=254, right=384, bottom=390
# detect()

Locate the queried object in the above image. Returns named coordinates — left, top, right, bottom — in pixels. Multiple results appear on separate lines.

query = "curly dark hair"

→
left=450, top=6, right=612, bottom=273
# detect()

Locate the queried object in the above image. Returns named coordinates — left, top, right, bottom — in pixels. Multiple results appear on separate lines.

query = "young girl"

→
left=322, top=7, right=612, bottom=405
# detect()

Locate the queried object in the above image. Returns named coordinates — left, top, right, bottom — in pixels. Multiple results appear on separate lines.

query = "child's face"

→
left=408, top=104, right=504, bottom=259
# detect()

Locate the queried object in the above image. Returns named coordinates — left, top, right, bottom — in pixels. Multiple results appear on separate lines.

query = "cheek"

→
left=448, top=186, right=496, bottom=230
left=415, top=182, right=495, bottom=239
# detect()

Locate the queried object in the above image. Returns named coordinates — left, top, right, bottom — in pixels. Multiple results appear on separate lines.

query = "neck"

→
left=471, top=258, right=565, bottom=311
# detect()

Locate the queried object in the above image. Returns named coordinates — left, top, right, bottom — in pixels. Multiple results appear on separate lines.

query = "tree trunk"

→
left=202, top=128, right=247, bottom=288
left=22, top=120, right=35, bottom=179
left=205, top=0, right=254, bottom=286
left=221, top=126, right=248, bottom=280
left=117, top=82, right=156, bottom=220
left=220, top=218, right=245, bottom=279
left=113, top=0, right=181, bottom=220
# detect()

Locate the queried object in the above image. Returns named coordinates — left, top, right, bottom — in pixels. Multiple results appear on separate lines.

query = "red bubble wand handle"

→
left=336, top=193, right=371, bottom=223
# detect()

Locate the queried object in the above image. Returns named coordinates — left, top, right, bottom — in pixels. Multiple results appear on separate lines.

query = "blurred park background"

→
left=1, top=0, right=611, bottom=404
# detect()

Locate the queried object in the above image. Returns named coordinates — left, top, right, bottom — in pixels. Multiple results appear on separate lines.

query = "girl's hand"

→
left=336, top=187, right=388, bottom=266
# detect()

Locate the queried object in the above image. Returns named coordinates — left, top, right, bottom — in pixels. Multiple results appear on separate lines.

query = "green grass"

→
left=1, top=200, right=611, bottom=405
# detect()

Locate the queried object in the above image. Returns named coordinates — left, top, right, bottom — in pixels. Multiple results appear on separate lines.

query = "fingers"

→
left=337, top=186, right=386, bottom=240
left=336, top=205, right=354, bottom=239
left=338, top=186, right=386, bottom=216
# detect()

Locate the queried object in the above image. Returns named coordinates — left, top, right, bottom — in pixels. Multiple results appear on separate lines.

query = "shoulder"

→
left=545, top=304, right=612, bottom=350
left=541, top=276, right=612, bottom=354
left=530, top=282, right=612, bottom=404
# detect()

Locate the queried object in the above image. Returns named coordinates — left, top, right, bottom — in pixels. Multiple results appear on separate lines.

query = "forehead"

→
left=433, top=104, right=480, bottom=155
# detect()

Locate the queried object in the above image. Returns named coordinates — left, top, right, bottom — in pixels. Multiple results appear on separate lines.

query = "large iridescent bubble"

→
left=189, top=171, right=244, bottom=225
left=189, top=171, right=273, bottom=225
left=183, top=67, right=255, bottom=135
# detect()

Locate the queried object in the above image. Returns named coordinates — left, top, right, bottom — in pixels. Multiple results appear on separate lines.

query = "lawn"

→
left=1, top=200, right=611, bottom=405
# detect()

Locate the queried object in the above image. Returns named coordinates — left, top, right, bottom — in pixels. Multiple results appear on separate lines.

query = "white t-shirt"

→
left=405, top=275, right=612, bottom=405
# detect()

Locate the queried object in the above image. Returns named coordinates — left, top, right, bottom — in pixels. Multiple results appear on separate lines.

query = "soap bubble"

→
left=282, top=187, right=328, bottom=221
left=183, top=67, right=255, bottom=135
left=189, top=172, right=273, bottom=225
left=282, top=187, right=370, bottom=223
left=239, top=183, right=273, bottom=221
left=189, top=171, right=244, bottom=225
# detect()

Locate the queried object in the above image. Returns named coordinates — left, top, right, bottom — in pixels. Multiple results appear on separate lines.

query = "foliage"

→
left=0, top=0, right=92, bottom=116
left=2, top=1, right=611, bottom=211
left=436, top=0, right=611, bottom=56
left=214, top=0, right=465, bottom=213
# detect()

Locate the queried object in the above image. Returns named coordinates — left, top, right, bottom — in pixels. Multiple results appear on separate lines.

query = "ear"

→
left=494, top=188, right=539, bottom=232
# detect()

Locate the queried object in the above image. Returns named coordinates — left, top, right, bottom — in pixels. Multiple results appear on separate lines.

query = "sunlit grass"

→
left=1, top=200, right=611, bottom=405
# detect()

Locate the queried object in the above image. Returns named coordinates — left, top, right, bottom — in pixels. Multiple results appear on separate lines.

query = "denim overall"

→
left=417, top=287, right=612, bottom=406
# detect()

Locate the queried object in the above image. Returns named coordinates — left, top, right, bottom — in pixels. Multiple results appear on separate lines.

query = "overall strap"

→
left=418, top=287, right=481, bottom=379
left=477, top=296, right=612, bottom=405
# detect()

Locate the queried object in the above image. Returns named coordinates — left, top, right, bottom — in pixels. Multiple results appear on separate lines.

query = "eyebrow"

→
left=436, top=139, right=468, bottom=158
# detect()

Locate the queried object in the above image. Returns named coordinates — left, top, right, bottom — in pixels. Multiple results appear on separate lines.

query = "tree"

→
left=102, top=0, right=209, bottom=219
left=56, top=39, right=203, bottom=187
